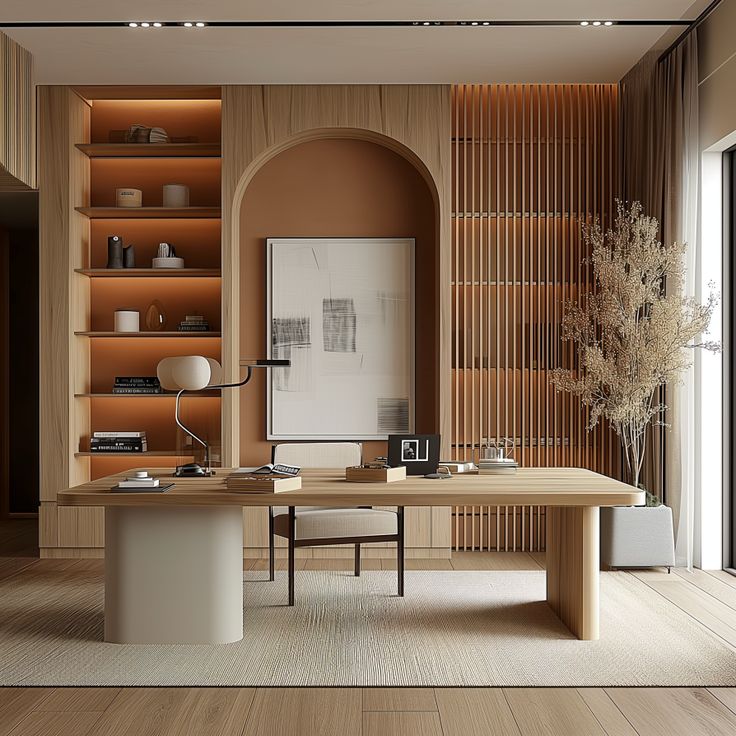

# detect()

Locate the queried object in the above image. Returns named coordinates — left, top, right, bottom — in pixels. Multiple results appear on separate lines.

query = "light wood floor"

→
left=2, top=519, right=736, bottom=736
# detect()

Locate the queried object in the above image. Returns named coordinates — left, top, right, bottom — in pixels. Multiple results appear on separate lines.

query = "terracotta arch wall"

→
left=238, top=137, right=438, bottom=464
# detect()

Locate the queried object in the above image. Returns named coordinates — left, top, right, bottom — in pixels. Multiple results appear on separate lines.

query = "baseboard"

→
left=40, top=547, right=104, bottom=559
left=40, top=546, right=453, bottom=560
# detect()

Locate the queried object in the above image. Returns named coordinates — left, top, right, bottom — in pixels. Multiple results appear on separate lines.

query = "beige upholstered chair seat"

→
left=273, top=508, right=398, bottom=541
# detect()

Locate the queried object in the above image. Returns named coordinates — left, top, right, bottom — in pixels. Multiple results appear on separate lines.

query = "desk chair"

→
left=269, top=442, right=405, bottom=605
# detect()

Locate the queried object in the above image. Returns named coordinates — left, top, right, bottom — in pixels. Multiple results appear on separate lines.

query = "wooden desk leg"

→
left=105, top=506, right=244, bottom=644
left=546, top=506, right=600, bottom=641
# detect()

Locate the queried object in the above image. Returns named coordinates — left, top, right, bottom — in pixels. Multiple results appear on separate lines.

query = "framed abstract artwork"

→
left=266, top=238, right=415, bottom=440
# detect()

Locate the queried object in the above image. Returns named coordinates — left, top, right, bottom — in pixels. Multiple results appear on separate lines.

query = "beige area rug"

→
left=1, top=569, right=735, bottom=686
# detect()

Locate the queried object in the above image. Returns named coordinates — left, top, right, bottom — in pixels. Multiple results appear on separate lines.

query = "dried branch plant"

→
left=551, top=201, right=719, bottom=490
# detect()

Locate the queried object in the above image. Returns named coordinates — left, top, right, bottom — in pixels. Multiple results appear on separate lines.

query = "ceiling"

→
left=0, top=1, right=704, bottom=85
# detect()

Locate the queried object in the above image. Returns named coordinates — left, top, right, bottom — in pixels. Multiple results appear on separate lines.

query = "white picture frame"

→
left=266, top=237, right=415, bottom=440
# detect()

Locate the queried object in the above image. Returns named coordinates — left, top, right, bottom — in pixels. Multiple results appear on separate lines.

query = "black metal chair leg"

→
left=354, top=543, right=361, bottom=576
left=288, top=506, right=295, bottom=606
left=268, top=507, right=275, bottom=582
left=397, top=507, right=405, bottom=597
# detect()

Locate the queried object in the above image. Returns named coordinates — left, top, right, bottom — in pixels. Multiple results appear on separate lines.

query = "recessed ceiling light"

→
left=141, top=22, right=150, bottom=28
left=482, top=22, right=490, bottom=26
left=195, top=22, right=206, bottom=27
left=604, top=21, right=613, bottom=26
left=128, top=22, right=138, bottom=28
left=592, top=21, right=601, bottom=26
left=423, top=21, right=430, bottom=26
left=153, top=22, right=162, bottom=28
left=471, top=21, right=478, bottom=26
left=184, top=22, right=193, bottom=27
left=580, top=21, right=589, bottom=26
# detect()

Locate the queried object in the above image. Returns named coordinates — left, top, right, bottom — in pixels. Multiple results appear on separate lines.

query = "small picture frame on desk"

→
left=388, top=434, right=440, bottom=475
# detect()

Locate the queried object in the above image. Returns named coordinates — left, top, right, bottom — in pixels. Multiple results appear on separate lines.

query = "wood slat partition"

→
left=0, top=32, right=35, bottom=190
left=451, top=84, right=619, bottom=551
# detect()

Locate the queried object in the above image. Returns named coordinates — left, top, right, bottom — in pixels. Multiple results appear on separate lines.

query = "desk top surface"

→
left=58, top=467, right=644, bottom=508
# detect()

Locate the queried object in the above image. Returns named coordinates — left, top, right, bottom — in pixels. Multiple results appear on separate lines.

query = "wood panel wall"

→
left=221, top=85, right=453, bottom=556
left=451, top=84, right=619, bottom=551
left=38, top=87, right=91, bottom=552
left=0, top=32, right=35, bottom=190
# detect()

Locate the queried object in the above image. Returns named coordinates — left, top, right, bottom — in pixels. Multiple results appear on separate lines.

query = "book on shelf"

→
left=90, top=432, right=148, bottom=453
left=178, top=323, right=210, bottom=332
left=225, top=474, right=302, bottom=493
left=91, top=445, right=148, bottom=453
left=112, top=387, right=163, bottom=394
left=113, top=377, right=162, bottom=393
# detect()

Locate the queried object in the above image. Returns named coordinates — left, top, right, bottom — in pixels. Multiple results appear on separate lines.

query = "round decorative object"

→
left=115, top=188, right=142, bottom=207
left=114, top=310, right=140, bottom=333
left=144, top=300, right=167, bottom=331
left=162, top=184, right=190, bottom=208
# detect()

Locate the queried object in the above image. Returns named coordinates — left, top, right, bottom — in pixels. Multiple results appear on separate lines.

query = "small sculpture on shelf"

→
left=153, top=242, right=184, bottom=269
left=106, top=235, right=137, bottom=269
left=122, top=244, right=136, bottom=268
left=106, top=235, right=123, bottom=268
left=145, top=300, right=167, bottom=331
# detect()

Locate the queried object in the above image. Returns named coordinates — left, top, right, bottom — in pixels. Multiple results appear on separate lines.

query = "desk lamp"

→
left=156, top=356, right=290, bottom=477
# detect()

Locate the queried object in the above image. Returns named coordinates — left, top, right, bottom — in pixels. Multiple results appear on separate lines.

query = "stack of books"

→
left=112, top=471, right=173, bottom=494
left=90, top=431, right=148, bottom=453
left=112, top=376, right=162, bottom=394
left=177, top=315, right=210, bottom=332
left=226, top=471, right=302, bottom=493
left=478, top=458, right=518, bottom=475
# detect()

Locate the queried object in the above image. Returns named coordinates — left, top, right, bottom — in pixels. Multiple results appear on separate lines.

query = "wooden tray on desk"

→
left=345, top=465, right=407, bottom=483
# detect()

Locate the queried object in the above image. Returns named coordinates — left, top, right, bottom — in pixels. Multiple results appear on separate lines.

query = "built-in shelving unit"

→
left=450, top=83, right=619, bottom=552
left=71, top=92, right=223, bottom=484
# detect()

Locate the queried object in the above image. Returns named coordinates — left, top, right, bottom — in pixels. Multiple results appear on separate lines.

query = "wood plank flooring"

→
left=3, top=521, right=736, bottom=735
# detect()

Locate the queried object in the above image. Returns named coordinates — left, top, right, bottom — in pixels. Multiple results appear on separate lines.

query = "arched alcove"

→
left=236, top=135, right=440, bottom=464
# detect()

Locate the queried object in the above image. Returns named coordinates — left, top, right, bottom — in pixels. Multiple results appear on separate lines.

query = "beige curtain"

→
left=620, top=35, right=699, bottom=568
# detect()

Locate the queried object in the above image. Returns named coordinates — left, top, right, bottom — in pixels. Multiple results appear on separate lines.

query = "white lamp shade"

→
left=205, top=358, right=223, bottom=386
left=157, top=356, right=212, bottom=391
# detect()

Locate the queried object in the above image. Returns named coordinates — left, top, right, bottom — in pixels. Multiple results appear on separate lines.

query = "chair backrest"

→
left=273, top=442, right=362, bottom=469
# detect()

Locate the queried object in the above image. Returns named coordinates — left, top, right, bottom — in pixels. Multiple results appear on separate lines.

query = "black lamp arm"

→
left=173, top=361, right=289, bottom=474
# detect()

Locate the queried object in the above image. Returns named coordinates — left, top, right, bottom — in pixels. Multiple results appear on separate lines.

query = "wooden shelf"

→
left=76, top=143, right=221, bottom=158
left=76, top=450, right=194, bottom=457
left=75, top=393, right=218, bottom=398
left=75, top=268, right=221, bottom=278
left=75, top=331, right=221, bottom=338
left=75, top=206, right=221, bottom=219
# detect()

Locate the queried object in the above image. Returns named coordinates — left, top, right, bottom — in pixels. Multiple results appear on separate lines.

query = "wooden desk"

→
left=58, top=467, right=643, bottom=644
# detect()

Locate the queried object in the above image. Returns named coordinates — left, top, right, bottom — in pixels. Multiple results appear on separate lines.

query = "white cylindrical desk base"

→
left=105, top=505, right=243, bottom=644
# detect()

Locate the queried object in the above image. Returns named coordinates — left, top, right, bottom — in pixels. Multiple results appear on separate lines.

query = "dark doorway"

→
left=0, top=191, right=39, bottom=517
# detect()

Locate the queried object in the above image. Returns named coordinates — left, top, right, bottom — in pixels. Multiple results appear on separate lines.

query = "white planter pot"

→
left=601, top=505, right=675, bottom=569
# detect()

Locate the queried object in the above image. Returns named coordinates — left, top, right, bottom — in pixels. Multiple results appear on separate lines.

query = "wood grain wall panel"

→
left=0, top=32, right=35, bottom=190
left=451, top=84, right=619, bottom=551
left=222, top=85, right=452, bottom=555
left=57, top=505, right=104, bottom=547
left=38, top=88, right=90, bottom=550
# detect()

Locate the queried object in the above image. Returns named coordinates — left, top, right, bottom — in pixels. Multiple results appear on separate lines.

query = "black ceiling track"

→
left=0, top=19, right=693, bottom=29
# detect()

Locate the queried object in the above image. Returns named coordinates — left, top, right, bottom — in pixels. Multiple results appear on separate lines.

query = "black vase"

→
left=123, top=244, right=136, bottom=268
left=106, top=236, right=123, bottom=269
